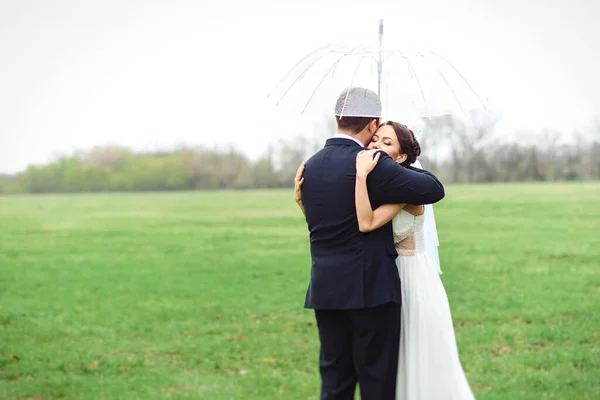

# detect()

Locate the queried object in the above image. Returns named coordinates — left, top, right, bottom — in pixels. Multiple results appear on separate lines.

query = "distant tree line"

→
left=1, top=114, right=598, bottom=194
left=0, top=137, right=316, bottom=194
left=417, top=112, right=600, bottom=183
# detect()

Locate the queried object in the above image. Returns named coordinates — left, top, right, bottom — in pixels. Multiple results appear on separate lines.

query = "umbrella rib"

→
left=300, top=54, right=350, bottom=114
left=429, top=50, right=487, bottom=109
left=417, top=51, right=467, bottom=116
left=267, top=44, right=334, bottom=97
left=392, top=48, right=430, bottom=115
left=300, top=41, right=376, bottom=114
left=274, top=47, right=340, bottom=105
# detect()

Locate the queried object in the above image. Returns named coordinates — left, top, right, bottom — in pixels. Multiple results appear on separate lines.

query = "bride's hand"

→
left=294, top=161, right=305, bottom=203
left=356, top=149, right=381, bottom=177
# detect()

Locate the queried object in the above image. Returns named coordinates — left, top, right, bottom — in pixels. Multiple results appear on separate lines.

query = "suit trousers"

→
left=314, top=302, right=401, bottom=400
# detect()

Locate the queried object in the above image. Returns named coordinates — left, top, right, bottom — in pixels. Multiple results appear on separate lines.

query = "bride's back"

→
left=392, top=209, right=426, bottom=256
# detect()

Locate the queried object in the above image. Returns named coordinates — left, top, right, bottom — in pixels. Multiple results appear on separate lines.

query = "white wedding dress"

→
left=392, top=209, right=476, bottom=400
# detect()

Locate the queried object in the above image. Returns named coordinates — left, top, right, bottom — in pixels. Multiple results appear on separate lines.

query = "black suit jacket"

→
left=302, top=137, right=445, bottom=310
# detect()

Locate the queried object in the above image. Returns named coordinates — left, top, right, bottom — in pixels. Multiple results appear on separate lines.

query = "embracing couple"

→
left=293, top=87, right=475, bottom=399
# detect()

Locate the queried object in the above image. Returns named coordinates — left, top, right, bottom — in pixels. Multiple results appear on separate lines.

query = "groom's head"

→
left=334, top=87, right=382, bottom=146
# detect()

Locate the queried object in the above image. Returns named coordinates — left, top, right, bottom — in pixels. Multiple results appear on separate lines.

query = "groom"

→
left=301, top=87, right=445, bottom=399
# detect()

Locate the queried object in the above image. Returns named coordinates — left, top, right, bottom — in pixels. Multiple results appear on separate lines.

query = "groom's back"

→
left=303, top=145, right=361, bottom=250
left=301, top=138, right=400, bottom=310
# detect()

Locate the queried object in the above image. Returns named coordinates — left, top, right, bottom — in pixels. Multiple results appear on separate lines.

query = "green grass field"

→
left=1, top=182, right=599, bottom=399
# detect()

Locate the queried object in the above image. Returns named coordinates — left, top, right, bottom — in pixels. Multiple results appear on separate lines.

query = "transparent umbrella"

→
left=267, top=20, right=487, bottom=123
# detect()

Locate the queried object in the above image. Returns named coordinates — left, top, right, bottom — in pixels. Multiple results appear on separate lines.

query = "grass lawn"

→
left=1, top=182, right=599, bottom=399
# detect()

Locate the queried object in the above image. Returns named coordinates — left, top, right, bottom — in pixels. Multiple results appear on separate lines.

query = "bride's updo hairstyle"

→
left=380, top=121, right=421, bottom=167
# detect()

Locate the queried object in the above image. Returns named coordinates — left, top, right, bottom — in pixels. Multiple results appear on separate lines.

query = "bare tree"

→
left=421, top=110, right=501, bottom=182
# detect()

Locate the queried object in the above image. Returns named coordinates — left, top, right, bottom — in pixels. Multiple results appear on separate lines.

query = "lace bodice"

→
left=392, top=209, right=426, bottom=256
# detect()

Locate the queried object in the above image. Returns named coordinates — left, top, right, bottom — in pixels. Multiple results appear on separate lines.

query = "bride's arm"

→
left=356, top=172, right=404, bottom=232
left=295, top=194, right=305, bottom=216
left=294, top=161, right=306, bottom=216
left=356, top=150, right=405, bottom=232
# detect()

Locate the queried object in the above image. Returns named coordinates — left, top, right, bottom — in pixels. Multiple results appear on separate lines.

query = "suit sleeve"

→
left=367, top=151, right=445, bottom=205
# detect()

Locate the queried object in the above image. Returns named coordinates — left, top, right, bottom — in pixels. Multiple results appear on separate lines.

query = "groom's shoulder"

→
left=304, top=148, right=324, bottom=166
left=307, top=143, right=362, bottom=163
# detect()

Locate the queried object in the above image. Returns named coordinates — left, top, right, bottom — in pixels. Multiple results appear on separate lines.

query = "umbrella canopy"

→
left=267, top=20, right=487, bottom=123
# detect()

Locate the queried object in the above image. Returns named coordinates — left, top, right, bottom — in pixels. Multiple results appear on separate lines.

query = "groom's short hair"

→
left=336, top=116, right=380, bottom=134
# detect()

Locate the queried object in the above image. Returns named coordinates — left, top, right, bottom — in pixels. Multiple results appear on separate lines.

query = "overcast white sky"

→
left=0, top=0, right=598, bottom=173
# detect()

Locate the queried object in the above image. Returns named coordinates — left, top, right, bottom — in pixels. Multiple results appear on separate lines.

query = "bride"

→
left=294, top=121, right=476, bottom=399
